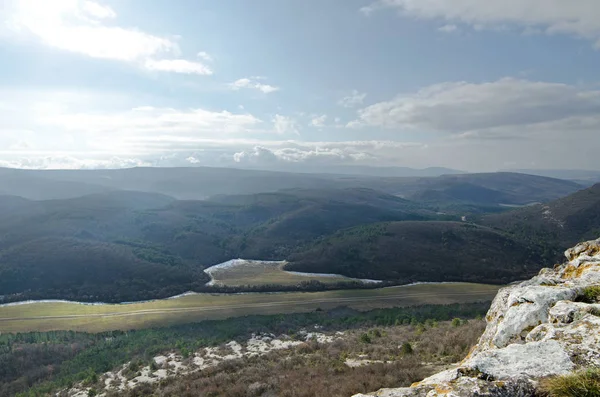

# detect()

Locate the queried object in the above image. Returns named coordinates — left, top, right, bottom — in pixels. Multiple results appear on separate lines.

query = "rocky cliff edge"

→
left=355, top=238, right=600, bottom=397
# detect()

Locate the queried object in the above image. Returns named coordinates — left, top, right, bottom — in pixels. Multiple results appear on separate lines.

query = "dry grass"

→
left=539, top=368, right=600, bottom=397
left=0, top=284, right=500, bottom=333
left=106, top=320, right=487, bottom=397
left=579, top=286, right=600, bottom=303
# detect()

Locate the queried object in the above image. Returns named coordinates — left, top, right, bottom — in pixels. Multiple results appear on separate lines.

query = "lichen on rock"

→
left=354, top=238, right=600, bottom=397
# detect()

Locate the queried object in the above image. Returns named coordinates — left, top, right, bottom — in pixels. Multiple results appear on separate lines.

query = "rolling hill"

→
left=0, top=176, right=593, bottom=303
left=0, top=237, right=206, bottom=303
left=396, top=172, right=582, bottom=206
left=286, top=221, right=542, bottom=284
left=0, top=167, right=582, bottom=207
left=286, top=183, right=600, bottom=284
left=0, top=188, right=436, bottom=302
left=481, top=183, right=600, bottom=260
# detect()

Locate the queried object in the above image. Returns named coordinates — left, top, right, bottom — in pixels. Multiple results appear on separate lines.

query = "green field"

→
left=0, top=283, right=501, bottom=333
left=205, top=260, right=363, bottom=286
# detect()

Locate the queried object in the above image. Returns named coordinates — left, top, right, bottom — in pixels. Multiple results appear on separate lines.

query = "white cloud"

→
left=229, top=78, right=280, bottom=94
left=272, top=114, right=299, bottom=135
left=362, top=0, right=600, bottom=46
left=3, top=85, right=599, bottom=171
left=354, top=78, right=600, bottom=136
left=144, top=59, right=213, bottom=75
left=11, top=0, right=175, bottom=61
left=438, top=24, right=459, bottom=33
left=0, top=138, right=427, bottom=170
left=196, top=51, right=213, bottom=62
left=0, top=92, right=265, bottom=159
left=338, top=90, right=366, bottom=108
left=8, top=0, right=207, bottom=74
left=233, top=145, right=375, bottom=165
left=233, top=146, right=279, bottom=164
left=42, top=106, right=263, bottom=139
left=0, top=156, right=151, bottom=170
left=81, top=0, right=115, bottom=19
left=345, top=120, right=364, bottom=129
left=310, top=115, right=327, bottom=128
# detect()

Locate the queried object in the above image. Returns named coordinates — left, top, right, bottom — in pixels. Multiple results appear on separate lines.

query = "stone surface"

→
left=355, top=238, right=600, bottom=397
left=466, top=340, right=574, bottom=379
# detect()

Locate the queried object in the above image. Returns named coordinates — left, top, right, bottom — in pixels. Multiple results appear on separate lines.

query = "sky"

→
left=0, top=0, right=600, bottom=172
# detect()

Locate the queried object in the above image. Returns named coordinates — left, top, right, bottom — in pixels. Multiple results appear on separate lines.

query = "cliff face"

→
left=355, top=238, right=600, bottom=397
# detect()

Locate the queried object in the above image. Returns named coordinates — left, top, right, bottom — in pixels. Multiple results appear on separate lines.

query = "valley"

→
left=1, top=167, right=598, bottom=396
left=1, top=301, right=492, bottom=397
left=0, top=283, right=499, bottom=333
left=0, top=168, right=595, bottom=305
left=3, top=4, right=599, bottom=395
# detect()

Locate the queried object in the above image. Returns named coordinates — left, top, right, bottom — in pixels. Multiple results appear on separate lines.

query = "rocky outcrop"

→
left=355, top=238, right=600, bottom=397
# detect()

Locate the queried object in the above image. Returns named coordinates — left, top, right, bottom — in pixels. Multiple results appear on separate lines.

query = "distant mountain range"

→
left=0, top=166, right=582, bottom=203
left=506, top=169, right=600, bottom=185
left=0, top=167, right=595, bottom=303
left=239, top=164, right=465, bottom=177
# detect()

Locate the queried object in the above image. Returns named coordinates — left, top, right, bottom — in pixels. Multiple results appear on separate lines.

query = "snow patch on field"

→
left=203, top=258, right=383, bottom=285
left=203, top=259, right=284, bottom=286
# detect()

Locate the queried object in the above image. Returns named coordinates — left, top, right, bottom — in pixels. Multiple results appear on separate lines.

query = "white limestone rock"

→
left=355, top=238, right=600, bottom=397
left=466, top=340, right=574, bottom=379
left=489, top=286, right=577, bottom=348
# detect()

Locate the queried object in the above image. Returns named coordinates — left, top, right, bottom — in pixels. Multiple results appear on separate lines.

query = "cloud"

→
left=42, top=106, right=263, bottom=139
left=11, top=0, right=174, bottom=61
left=81, top=0, right=116, bottom=19
left=0, top=93, right=264, bottom=157
left=272, top=115, right=299, bottom=135
left=345, top=120, right=364, bottom=129
left=196, top=51, right=213, bottom=62
left=8, top=0, right=206, bottom=74
left=233, top=145, right=375, bottom=165
left=0, top=156, right=151, bottom=170
left=310, top=115, right=327, bottom=128
left=229, top=78, right=280, bottom=94
left=361, top=0, right=600, bottom=47
left=233, top=146, right=279, bottom=164
left=438, top=24, right=459, bottom=33
left=353, top=78, right=600, bottom=136
left=3, top=85, right=599, bottom=172
left=144, top=59, right=213, bottom=75
left=338, top=90, right=366, bottom=108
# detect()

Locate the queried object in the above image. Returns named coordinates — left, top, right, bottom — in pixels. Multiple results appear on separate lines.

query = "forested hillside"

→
left=0, top=170, right=595, bottom=303
left=287, top=184, right=600, bottom=284
left=287, top=222, right=542, bottom=284
left=481, top=183, right=600, bottom=262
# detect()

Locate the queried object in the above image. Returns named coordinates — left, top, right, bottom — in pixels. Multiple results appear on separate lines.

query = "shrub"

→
left=579, top=286, right=600, bottom=303
left=359, top=333, right=372, bottom=344
left=370, top=329, right=382, bottom=338
left=539, top=368, right=600, bottom=397
left=451, top=318, right=462, bottom=327
left=149, top=360, right=158, bottom=371
left=401, top=342, right=413, bottom=355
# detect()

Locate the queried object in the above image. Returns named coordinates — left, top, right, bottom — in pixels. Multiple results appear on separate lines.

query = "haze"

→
left=1, top=0, right=599, bottom=173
